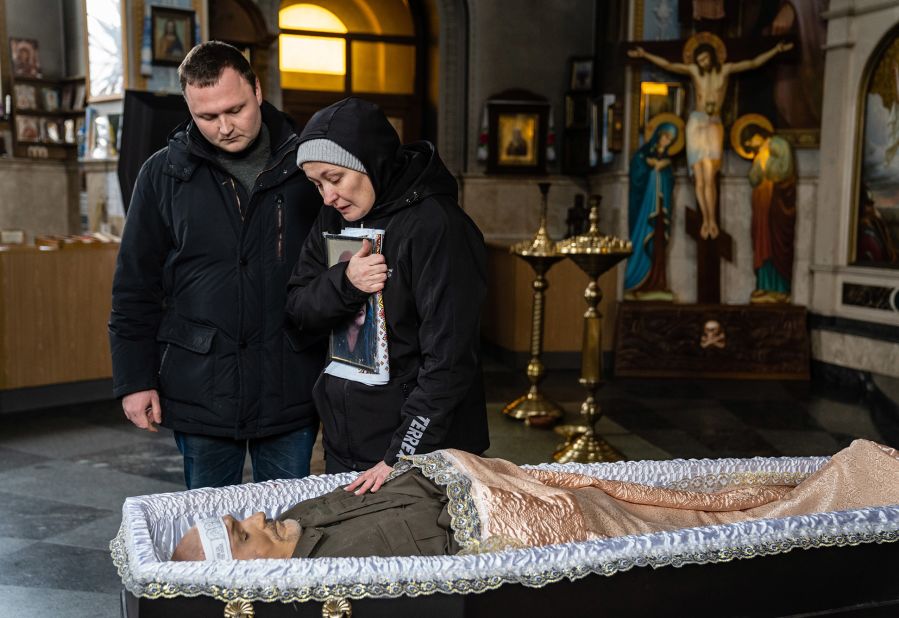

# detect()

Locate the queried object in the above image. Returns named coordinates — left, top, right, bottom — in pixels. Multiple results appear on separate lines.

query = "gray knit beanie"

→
left=296, top=139, right=368, bottom=174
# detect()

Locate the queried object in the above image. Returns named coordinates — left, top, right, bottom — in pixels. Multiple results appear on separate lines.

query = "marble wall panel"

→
left=0, top=159, right=79, bottom=242
left=460, top=175, right=590, bottom=243
left=811, top=330, right=899, bottom=379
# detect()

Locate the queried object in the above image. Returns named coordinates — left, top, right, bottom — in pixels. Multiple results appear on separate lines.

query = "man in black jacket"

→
left=286, top=98, right=489, bottom=493
left=109, top=42, right=324, bottom=489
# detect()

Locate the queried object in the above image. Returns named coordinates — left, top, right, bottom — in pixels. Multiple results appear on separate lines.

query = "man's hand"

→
left=344, top=461, right=393, bottom=495
left=345, top=239, right=388, bottom=293
left=122, top=389, right=162, bottom=432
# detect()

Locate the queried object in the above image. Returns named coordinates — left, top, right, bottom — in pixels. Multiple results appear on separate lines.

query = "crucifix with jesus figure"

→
left=627, top=31, right=792, bottom=303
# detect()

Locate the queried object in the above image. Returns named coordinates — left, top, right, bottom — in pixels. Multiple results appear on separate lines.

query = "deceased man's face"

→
left=172, top=512, right=301, bottom=561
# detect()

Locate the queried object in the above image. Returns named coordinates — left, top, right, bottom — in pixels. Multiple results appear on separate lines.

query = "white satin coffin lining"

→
left=113, top=455, right=899, bottom=600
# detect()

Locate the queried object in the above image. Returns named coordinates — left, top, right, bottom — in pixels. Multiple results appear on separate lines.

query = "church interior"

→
left=1, top=0, right=899, bottom=615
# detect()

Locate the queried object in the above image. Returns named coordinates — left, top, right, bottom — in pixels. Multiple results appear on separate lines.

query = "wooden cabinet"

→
left=0, top=242, right=118, bottom=390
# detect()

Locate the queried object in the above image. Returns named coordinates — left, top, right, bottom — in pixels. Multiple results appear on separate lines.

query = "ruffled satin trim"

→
left=111, top=452, right=899, bottom=603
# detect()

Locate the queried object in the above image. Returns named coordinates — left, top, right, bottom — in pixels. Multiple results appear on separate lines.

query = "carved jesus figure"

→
left=628, top=35, right=793, bottom=239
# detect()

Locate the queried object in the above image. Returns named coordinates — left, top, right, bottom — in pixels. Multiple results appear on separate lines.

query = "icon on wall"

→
left=151, top=6, right=196, bottom=66
left=10, top=38, right=41, bottom=78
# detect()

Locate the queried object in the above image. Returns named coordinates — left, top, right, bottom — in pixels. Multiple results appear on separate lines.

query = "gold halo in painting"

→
left=645, top=113, right=686, bottom=156
left=682, top=31, right=727, bottom=65
left=730, top=113, right=774, bottom=159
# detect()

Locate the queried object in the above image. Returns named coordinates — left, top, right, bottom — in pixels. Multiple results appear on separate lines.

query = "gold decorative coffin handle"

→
left=224, top=599, right=255, bottom=618
left=322, top=597, right=353, bottom=617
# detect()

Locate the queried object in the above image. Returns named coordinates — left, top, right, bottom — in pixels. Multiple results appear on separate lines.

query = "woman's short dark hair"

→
left=178, top=41, right=257, bottom=93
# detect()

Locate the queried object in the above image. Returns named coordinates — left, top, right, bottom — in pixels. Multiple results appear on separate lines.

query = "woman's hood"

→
left=298, top=97, right=403, bottom=196
left=298, top=97, right=457, bottom=217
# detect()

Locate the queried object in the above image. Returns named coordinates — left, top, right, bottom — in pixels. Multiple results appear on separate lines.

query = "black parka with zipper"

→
left=109, top=101, right=325, bottom=439
left=285, top=97, right=489, bottom=470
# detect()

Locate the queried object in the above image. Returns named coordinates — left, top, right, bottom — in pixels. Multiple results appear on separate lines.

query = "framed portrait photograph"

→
left=151, top=6, right=195, bottom=66
left=10, top=38, right=42, bottom=78
left=42, top=118, right=62, bottom=143
left=324, top=234, right=380, bottom=372
left=569, top=56, right=594, bottom=92
left=15, top=115, right=40, bottom=143
left=13, top=84, right=37, bottom=110
left=42, top=87, right=60, bottom=112
left=486, top=98, right=549, bottom=174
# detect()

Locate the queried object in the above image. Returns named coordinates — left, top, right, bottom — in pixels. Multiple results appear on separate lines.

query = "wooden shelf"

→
left=13, top=109, right=84, bottom=117
left=15, top=139, right=76, bottom=147
left=11, top=75, right=85, bottom=84
left=9, top=73, right=85, bottom=160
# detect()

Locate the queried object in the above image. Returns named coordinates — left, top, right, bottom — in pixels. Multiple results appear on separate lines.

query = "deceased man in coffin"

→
left=115, top=440, right=899, bottom=615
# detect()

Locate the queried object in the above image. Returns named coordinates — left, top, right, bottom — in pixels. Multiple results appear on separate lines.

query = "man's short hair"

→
left=178, top=41, right=257, bottom=93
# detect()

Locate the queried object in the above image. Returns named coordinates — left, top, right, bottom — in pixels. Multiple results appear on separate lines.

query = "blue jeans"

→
left=173, top=425, right=317, bottom=489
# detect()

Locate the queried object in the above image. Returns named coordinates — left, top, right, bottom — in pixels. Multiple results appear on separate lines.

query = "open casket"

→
left=112, top=451, right=899, bottom=618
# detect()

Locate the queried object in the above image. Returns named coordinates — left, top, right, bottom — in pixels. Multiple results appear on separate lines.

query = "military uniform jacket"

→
left=281, top=470, right=458, bottom=558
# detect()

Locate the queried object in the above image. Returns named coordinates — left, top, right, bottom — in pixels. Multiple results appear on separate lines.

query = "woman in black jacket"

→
left=287, top=98, right=489, bottom=493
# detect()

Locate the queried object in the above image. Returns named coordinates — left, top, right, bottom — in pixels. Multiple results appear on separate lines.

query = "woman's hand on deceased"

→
left=345, top=461, right=394, bottom=495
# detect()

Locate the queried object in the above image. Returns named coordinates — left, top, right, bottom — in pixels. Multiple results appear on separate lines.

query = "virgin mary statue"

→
left=624, top=121, right=679, bottom=300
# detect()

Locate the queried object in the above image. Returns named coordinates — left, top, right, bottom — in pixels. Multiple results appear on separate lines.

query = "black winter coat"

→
left=109, top=102, right=325, bottom=439
left=286, top=97, right=489, bottom=469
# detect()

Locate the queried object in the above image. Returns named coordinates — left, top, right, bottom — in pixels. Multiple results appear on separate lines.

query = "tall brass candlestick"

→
left=502, top=182, right=565, bottom=422
left=553, top=196, right=632, bottom=462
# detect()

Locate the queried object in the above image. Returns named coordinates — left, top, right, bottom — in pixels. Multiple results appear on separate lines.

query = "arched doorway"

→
left=209, top=0, right=275, bottom=94
left=278, top=1, right=429, bottom=142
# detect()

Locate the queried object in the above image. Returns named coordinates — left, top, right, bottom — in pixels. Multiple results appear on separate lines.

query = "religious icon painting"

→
left=42, top=87, right=60, bottom=112
left=486, top=95, right=550, bottom=174
left=499, top=114, right=538, bottom=163
left=852, top=25, right=899, bottom=268
left=15, top=115, right=40, bottom=142
left=10, top=38, right=41, bottom=78
left=13, top=84, right=37, bottom=110
left=151, top=6, right=195, bottom=66
left=568, top=56, right=594, bottom=92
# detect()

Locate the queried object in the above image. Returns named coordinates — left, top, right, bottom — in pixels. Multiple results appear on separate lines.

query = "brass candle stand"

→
left=553, top=197, right=632, bottom=463
left=502, top=182, right=565, bottom=423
